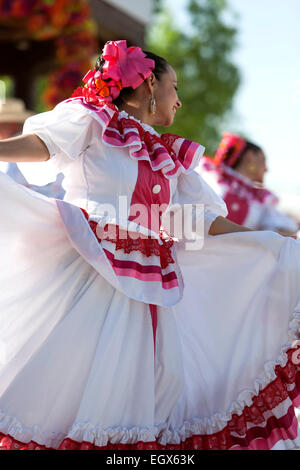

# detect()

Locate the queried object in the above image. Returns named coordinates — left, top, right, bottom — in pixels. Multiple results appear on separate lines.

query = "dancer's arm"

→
left=209, top=216, right=252, bottom=235
left=0, top=134, right=50, bottom=162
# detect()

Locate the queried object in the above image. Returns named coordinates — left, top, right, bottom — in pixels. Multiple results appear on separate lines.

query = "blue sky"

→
left=165, top=0, right=300, bottom=206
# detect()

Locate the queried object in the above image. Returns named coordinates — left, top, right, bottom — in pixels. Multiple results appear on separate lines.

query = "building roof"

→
left=102, top=0, right=152, bottom=25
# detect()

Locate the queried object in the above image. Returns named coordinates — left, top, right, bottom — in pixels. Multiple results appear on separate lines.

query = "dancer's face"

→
left=151, top=65, right=182, bottom=127
left=252, top=150, right=268, bottom=183
left=242, top=150, right=268, bottom=183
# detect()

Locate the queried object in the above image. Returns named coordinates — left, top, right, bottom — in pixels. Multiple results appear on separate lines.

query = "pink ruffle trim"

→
left=63, top=97, right=204, bottom=180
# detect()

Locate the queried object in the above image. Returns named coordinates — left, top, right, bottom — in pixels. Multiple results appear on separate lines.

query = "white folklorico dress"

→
left=0, top=97, right=300, bottom=451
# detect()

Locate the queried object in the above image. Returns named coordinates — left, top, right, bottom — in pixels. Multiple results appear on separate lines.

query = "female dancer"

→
left=198, top=132, right=299, bottom=237
left=0, top=40, right=300, bottom=450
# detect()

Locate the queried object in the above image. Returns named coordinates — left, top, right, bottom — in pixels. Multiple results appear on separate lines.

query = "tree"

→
left=147, top=0, right=240, bottom=155
left=152, top=0, right=163, bottom=14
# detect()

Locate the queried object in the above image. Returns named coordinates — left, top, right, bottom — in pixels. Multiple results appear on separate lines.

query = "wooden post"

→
left=0, top=39, right=55, bottom=109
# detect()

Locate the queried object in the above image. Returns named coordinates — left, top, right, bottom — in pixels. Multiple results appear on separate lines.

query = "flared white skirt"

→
left=0, top=172, right=300, bottom=450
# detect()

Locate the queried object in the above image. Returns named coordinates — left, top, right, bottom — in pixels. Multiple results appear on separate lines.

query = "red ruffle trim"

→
left=80, top=209, right=175, bottom=270
left=1, top=346, right=300, bottom=451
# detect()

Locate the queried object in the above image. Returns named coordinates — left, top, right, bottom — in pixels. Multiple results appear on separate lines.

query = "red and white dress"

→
left=0, top=98, right=300, bottom=451
left=197, top=156, right=299, bottom=233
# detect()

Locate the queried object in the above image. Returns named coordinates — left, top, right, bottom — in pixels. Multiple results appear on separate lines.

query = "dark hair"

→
left=231, top=141, right=262, bottom=169
left=95, top=50, right=169, bottom=108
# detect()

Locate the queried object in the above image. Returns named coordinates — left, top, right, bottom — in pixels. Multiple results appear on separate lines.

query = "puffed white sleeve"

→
left=22, top=103, right=94, bottom=171
left=162, top=169, right=228, bottom=246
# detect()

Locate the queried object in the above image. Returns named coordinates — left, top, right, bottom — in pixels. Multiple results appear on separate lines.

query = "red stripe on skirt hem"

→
left=0, top=346, right=300, bottom=451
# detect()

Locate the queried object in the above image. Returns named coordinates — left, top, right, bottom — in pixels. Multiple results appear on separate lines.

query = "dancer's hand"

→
left=209, top=216, right=252, bottom=235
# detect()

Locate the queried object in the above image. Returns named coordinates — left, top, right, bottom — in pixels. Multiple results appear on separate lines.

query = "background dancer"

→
left=198, top=132, right=299, bottom=237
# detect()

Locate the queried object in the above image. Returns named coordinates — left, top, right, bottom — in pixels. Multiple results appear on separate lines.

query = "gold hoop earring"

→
left=150, top=96, right=156, bottom=115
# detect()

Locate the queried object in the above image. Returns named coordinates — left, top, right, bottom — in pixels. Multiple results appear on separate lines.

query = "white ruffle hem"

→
left=1, top=172, right=300, bottom=450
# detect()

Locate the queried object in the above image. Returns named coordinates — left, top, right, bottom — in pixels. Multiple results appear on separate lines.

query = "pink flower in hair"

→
left=71, top=40, right=155, bottom=108
left=102, top=40, right=155, bottom=89
left=214, top=132, right=247, bottom=167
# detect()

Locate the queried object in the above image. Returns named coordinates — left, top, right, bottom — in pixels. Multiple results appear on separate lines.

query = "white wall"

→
left=103, top=0, right=152, bottom=24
